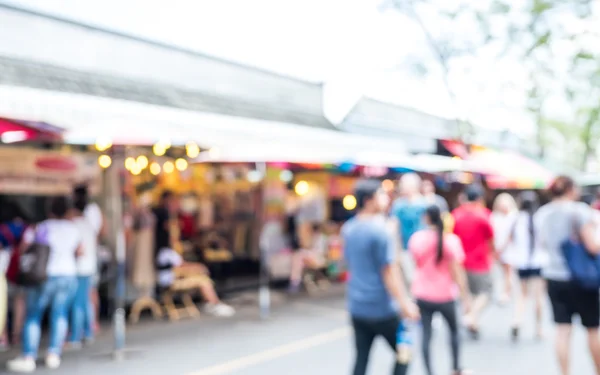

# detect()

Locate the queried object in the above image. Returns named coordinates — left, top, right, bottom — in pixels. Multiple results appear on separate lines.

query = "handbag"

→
left=17, top=224, right=51, bottom=287
left=561, top=215, right=600, bottom=290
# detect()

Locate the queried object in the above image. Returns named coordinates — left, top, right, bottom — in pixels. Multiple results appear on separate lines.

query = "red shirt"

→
left=452, top=204, right=494, bottom=273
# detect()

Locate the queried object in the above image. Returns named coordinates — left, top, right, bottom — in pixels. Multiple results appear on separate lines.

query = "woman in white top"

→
left=66, top=200, right=98, bottom=348
left=509, top=191, right=547, bottom=340
left=490, top=193, right=518, bottom=304
left=8, top=197, right=81, bottom=373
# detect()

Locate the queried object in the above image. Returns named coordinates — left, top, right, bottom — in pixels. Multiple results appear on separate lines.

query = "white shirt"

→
left=73, top=216, right=98, bottom=276
left=491, top=211, right=518, bottom=265
left=43, top=219, right=81, bottom=277
left=510, top=211, right=548, bottom=270
left=84, top=203, right=103, bottom=236
left=156, top=247, right=183, bottom=287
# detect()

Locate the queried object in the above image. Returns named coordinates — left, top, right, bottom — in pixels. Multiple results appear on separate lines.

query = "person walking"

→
left=535, top=176, right=600, bottom=375
left=391, top=173, right=427, bottom=284
left=452, top=184, right=495, bottom=339
left=409, top=205, right=471, bottom=375
left=343, top=180, right=419, bottom=375
left=8, top=197, right=81, bottom=373
left=508, top=191, right=547, bottom=341
left=66, top=199, right=98, bottom=348
left=490, top=193, right=518, bottom=305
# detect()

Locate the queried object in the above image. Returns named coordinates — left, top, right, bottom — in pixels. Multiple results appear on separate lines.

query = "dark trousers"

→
left=351, top=315, right=408, bottom=375
left=417, top=299, right=461, bottom=375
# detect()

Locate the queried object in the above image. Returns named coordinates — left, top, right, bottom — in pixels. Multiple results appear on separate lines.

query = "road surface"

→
left=1, top=290, right=597, bottom=375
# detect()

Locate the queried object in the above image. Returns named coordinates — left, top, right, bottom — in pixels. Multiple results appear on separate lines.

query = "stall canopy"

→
left=440, top=140, right=554, bottom=189
left=0, top=117, right=63, bottom=143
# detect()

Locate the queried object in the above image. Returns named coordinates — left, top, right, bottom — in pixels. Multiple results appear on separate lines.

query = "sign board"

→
left=0, top=146, right=101, bottom=195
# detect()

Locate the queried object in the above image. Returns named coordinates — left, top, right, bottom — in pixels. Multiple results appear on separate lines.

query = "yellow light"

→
left=159, top=140, right=171, bottom=149
left=186, top=142, right=200, bottom=158
left=294, top=180, right=309, bottom=196
left=382, top=179, right=394, bottom=192
left=130, top=164, right=142, bottom=175
left=95, top=137, right=112, bottom=152
left=153, top=143, right=166, bottom=156
left=150, top=162, right=161, bottom=175
left=98, top=154, right=112, bottom=169
left=343, top=195, right=357, bottom=211
left=136, top=155, right=149, bottom=169
left=125, top=157, right=136, bottom=170
left=163, top=161, right=175, bottom=174
left=175, top=158, right=188, bottom=171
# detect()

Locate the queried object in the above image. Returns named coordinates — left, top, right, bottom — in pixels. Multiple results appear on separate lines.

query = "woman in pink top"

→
left=409, top=205, right=472, bottom=375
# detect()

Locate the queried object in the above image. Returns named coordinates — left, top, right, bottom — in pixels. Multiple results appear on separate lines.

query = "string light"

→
left=137, top=155, right=149, bottom=169
left=343, top=195, right=357, bottom=211
left=163, top=161, right=174, bottom=173
left=175, top=158, right=188, bottom=171
left=130, top=164, right=142, bottom=175
left=125, top=157, right=136, bottom=170
left=186, top=142, right=200, bottom=158
left=98, top=155, right=112, bottom=168
left=150, top=162, right=161, bottom=175
left=153, top=143, right=166, bottom=156
left=294, top=181, right=309, bottom=196
left=95, top=137, right=112, bottom=152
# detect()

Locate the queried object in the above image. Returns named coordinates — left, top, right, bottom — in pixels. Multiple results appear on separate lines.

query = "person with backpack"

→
left=508, top=192, right=548, bottom=341
left=0, top=202, right=29, bottom=350
left=536, top=176, right=600, bottom=375
left=7, top=197, right=81, bottom=373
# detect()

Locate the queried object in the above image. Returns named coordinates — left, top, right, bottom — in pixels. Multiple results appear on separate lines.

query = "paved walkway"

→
left=1, top=289, right=597, bottom=375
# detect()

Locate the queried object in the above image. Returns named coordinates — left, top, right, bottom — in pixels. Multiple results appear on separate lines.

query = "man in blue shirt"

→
left=343, top=179, right=418, bottom=375
left=391, top=173, right=427, bottom=284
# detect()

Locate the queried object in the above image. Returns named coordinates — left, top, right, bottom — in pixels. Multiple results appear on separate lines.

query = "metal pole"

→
left=256, top=162, right=270, bottom=319
left=107, top=156, right=127, bottom=360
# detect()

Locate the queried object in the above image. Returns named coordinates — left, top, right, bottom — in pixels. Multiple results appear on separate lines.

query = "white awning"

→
left=0, top=85, right=408, bottom=162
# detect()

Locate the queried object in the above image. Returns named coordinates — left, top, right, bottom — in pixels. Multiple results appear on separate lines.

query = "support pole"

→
left=107, top=156, right=127, bottom=360
left=256, top=162, right=270, bottom=320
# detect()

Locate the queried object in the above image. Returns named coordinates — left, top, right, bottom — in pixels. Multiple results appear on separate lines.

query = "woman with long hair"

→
left=536, top=176, right=600, bottom=375
left=8, top=197, right=81, bottom=372
left=409, top=205, right=471, bottom=375
left=509, top=191, right=547, bottom=340
left=490, top=193, right=518, bottom=304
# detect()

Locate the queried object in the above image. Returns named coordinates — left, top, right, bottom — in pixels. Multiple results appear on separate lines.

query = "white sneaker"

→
left=45, top=354, right=61, bottom=370
left=205, top=303, right=235, bottom=317
left=7, top=357, right=36, bottom=373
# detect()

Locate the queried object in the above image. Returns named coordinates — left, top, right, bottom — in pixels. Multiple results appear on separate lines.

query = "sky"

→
left=0, top=0, right=551, bottom=134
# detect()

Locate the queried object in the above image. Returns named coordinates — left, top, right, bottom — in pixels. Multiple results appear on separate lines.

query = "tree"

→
left=384, top=0, right=600, bottom=168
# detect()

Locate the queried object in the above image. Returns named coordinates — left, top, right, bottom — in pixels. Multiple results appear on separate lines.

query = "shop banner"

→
left=0, top=147, right=101, bottom=195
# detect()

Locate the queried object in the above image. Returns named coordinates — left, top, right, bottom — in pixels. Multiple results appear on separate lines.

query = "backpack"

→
left=1, top=224, right=26, bottom=284
left=561, top=215, right=600, bottom=290
left=17, top=223, right=51, bottom=287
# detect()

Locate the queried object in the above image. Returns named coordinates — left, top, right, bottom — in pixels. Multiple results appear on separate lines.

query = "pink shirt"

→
left=409, top=230, right=465, bottom=303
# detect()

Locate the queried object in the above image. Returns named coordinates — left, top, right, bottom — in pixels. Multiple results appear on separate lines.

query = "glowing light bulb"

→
left=175, top=158, right=188, bottom=171
left=294, top=181, right=309, bottom=196
left=186, top=142, right=200, bottom=158
left=163, top=161, right=174, bottom=174
left=153, top=143, right=166, bottom=156
left=130, top=164, right=142, bottom=175
left=150, top=162, right=161, bottom=175
left=343, top=195, right=357, bottom=211
left=125, top=157, right=136, bottom=170
left=95, top=137, right=112, bottom=152
left=136, top=155, right=149, bottom=169
left=98, top=154, right=112, bottom=169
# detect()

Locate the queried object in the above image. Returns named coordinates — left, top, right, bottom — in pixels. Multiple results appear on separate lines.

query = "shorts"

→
left=517, top=268, right=542, bottom=280
left=467, top=271, right=493, bottom=296
left=547, top=279, right=600, bottom=328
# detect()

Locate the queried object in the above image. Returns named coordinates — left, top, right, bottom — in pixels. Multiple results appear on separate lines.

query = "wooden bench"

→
left=160, top=268, right=215, bottom=321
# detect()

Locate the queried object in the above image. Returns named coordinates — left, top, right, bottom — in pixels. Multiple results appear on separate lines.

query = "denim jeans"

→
left=23, top=276, right=77, bottom=357
left=69, top=275, right=94, bottom=343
